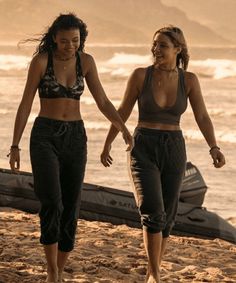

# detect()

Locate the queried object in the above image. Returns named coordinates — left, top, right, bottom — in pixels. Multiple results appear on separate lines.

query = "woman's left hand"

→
left=210, top=148, right=226, bottom=168
left=101, top=144, right=113, bottom=167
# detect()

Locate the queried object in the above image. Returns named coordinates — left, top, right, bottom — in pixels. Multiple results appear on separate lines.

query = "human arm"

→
left=187, top=72, right=225, bottom=168
left=9, top=55, right=43, bottom=171
left=84, top=54, right=133, bottom=147
left=100, top=68, right=142, bottom=167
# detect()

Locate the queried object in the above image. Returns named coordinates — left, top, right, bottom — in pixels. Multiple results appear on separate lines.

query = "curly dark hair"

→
left=21, top=13, right=88, bottom=55
left=151, top=25, right=190, bottom=70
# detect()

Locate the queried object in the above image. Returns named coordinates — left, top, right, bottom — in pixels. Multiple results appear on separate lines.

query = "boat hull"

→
left=0, top=165, right=235, bottom=244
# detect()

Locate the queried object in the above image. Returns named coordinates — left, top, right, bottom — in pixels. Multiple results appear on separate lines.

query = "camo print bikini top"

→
left=38, top=51, right=84, bottom=100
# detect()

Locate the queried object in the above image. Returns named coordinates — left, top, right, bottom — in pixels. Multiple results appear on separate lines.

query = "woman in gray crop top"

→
left=8, top=13, right=132, bottom=283
left=101, top=26, right=225, bottom=283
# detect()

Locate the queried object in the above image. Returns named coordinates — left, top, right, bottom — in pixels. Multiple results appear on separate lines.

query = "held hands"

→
left=101, top=144, right=113, bottom=167
left=121, top=127, right=133, bottom=152
left=101, top=127, right=133, bottom=167
left=209, top=147, right=225, bottom=168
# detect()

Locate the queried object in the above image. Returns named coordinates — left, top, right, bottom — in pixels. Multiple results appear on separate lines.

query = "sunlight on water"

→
left=1, top=53, right=236, bottom=80
left=190, top=59, right=236, bottom=79
left=0, top=54, right=30, bottom=71
left=183, top=129, right=236, bottom=144
left=107, top=52, right=151, bottom=65
left=0, top=44, right=236, bottom=220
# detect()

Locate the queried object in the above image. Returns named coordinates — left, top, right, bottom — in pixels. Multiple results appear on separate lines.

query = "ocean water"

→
left=0, top=43, right=235, bottom=221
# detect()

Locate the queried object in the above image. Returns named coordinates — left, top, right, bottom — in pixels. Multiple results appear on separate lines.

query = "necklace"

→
left=54, top=53, right=75, bottom=61
left=54, top=53, right=76, bottom=70
left=155, top=66, right=178, bottom=86
left=157, top=66, right=177, bottom=73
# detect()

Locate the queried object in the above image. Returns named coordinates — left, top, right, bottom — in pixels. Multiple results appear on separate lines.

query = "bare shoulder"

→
left=79, top=51, right=94, bottom=63
left=183, top=70, right=200, bottom=94
left=132, top=67, right=147, bottom=78
left=183, top=70, right=199, bottom=84
left=129, top=67, right=148, bottom=83
left=29, top=52, right=48, bottom=77
left=128, top=67, right=148, bottom=90
left=79, top=52, right=95, bottom=76
left=31, top=52, right=47, bottom=66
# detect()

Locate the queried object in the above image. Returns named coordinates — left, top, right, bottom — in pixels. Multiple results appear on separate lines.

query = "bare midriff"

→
left=38, top=98, right=82, bottom=121
left=137, top=121, right=181, bottom=131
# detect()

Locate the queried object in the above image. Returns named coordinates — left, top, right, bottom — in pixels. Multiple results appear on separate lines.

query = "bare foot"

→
left=58, top=271, right=63, bottom=283
left=145, top=264, right=150, bottom=283
left=45, top=279, right=57, bottom=283
left=46, top=268, right=58, bottom=283
left=147, top=274, right=161, bottom=283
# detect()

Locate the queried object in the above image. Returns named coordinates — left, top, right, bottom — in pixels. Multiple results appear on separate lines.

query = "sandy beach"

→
left=0, top=207, right=235, bottom=283
left=1, top=2, right=236, bottom=282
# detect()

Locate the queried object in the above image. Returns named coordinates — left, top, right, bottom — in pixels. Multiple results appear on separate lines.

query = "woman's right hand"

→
left=100, top=144, right=113, bottom=167
left=9, top=148, right=20, bottom=172
left=121, top=127, right=133, bottom=152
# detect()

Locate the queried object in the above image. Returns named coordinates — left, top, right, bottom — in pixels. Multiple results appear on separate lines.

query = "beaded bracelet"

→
left=11, top=145, right=20, bottom=149
left=209, top=146, right=220, bottom=154
left=6, top=145, right=21, bottom=157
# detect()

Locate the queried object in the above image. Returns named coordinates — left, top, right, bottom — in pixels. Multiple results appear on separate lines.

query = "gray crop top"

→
left=138, top=65, right=187, bottom=125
